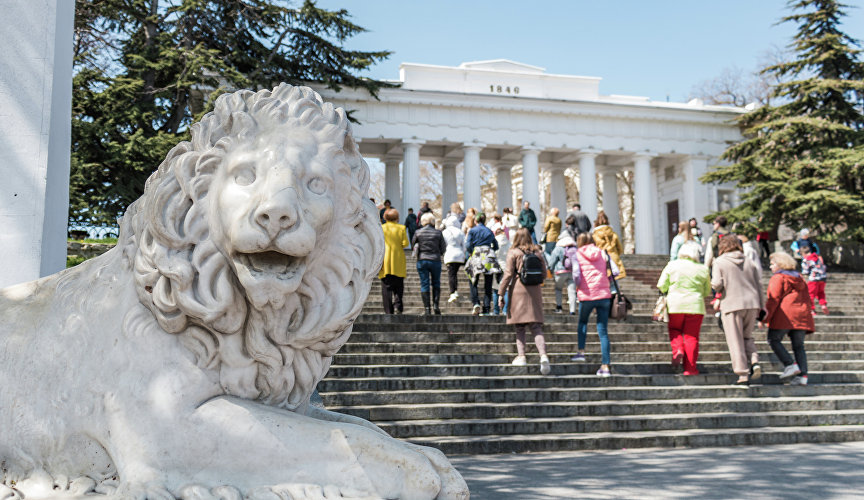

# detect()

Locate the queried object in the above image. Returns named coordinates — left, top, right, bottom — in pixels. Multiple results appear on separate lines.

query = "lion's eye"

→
left=307, top=177, right=327, bottom=195
left=234, top=169, right=256, bottom=186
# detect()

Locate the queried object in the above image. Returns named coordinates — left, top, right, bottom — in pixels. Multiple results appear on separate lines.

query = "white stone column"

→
left=578, top=150, right=601, bottom=222
left=384, top=156, right=402, bottom=214
left=462, top=143, right=485, bottom=211
left=520, top=147, right=542, bottom=212
left=682, top=155, right=711, bottom=238
left=0, top=0, right=75, bottom=288
left=546, top=165, right=568, bottom=215
left=401, top=139, right=424, bottom=216
left=633, top=152, right=657, bottom=254
left=441, top=161, right=459, bottom=216
left=600, top=167, right=621, bottom=233
left=495, top=163, right=514, bottom=213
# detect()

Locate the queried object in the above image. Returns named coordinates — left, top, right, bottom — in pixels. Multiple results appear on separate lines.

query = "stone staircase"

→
left=318, top=251, right=864, bottom=455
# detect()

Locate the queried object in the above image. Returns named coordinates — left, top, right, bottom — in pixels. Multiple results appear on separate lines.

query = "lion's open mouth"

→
left=236, top=251, right=305, bottom=279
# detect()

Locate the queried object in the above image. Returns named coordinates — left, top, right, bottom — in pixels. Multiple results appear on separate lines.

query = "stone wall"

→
left=67, top=241, right=114, bottom=262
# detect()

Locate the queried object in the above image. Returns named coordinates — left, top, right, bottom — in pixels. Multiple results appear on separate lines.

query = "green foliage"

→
left=71, top=0, right=392, bottom=228
left=701, top=0, right=864, bottom=241
left=66, top=256, right=88, bottom=268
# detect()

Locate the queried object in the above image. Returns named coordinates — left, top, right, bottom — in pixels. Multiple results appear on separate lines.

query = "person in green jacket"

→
left=657, top=242, right=712, bottom=375
left=518, top=201, right=537, bottom=244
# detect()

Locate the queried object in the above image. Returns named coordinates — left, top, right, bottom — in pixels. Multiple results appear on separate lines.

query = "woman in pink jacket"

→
left=569, top=233, right=619, bottom=377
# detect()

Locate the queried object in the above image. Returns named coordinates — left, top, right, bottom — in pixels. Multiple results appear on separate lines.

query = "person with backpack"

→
left=569, top=232, right=619, bottom=377
left=498, top=227, right=550, bottom=375
left=704, top=215, right=730, bottom=269
left=465, top=212, right=500, bottom=315
left=546, top=232, right=577, bottom=314
left=442, top=215, right=467, bottom=304
left=800, top=245, right=829, bottom=315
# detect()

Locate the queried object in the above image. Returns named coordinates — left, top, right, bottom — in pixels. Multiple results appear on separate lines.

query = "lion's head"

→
left=119, top=84, right=383, bottom=410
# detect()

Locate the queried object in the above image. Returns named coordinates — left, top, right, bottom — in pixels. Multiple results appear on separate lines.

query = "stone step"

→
left=372, top=409, right=864, bottom=440
left=322, top=385, right=864, bottom=412
left=318, top=372, right=864, bottom=393
left=339, top=340, right=864, bottom=354
left=326, top=361, right=864, bottom=378
left=332, top=351, right=864, bottom=365
left=405, top=424, right=864, bottom=455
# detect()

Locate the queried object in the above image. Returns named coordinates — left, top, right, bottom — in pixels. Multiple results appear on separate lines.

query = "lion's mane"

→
left=119, top=84, right=383, bottom=410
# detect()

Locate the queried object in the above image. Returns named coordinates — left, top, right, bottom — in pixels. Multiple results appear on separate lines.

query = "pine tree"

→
left=71, top=0, right=392, bottom=229
left=701, top=0, right=864, bottom=241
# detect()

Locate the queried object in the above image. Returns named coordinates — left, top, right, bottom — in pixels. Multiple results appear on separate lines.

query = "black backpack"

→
left=519, top=250, right=546, bottom=286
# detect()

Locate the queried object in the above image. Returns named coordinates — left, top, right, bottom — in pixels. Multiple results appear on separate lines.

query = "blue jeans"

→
left=578, top=298, right=612, bottom=365
left=416, top=260, right=442, bottom=292
left=492, top=287, right=510, bottom=315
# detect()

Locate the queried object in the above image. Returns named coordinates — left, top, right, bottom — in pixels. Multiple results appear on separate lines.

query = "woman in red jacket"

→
left=761, top=252, right=815, bottom=386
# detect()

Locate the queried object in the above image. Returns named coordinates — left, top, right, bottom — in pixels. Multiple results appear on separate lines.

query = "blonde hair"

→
left=678, top=221, right=692, bottom=240
left=420, top=212, right=435, bottom=227
left=576, top=232, right=595, bottom=247
left=770, top=252, right=797, bottom=270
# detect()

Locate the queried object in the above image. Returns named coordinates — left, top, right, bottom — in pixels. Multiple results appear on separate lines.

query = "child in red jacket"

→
left=800, top=246, right=828, bottom=315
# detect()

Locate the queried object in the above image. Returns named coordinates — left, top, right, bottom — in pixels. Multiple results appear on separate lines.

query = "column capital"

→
left=631, top=151, right=658, bottom=162
left=383, top=155, right=402, bottom=166
left=462, top=142, right=486, bottom=152
left=577, top=148, right=602, bottom=159
left=520, top=145, right=543, bottom=156
left=401, top=138, right=425, bottom=149
left=495, top=162, right=515, bottom=171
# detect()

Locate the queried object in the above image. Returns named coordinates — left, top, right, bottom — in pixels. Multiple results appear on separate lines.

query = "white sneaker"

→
left=511, top=355, right=527, bottom=366
left=789, top=375, right=808, bottom=386
left=448, top=292, right=459, bottom=303
left=472, top=304, right=481, bottom=315
left=540, top=355, right=551, bottom=375
left=779, top=363, right=801, bottom=381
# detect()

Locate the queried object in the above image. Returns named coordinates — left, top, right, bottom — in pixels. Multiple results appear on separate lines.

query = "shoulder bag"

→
left=605, top=253, right=629, bottom=321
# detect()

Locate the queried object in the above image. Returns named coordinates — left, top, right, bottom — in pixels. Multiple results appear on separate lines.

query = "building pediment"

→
left=458, top=59, right=546, bottom=74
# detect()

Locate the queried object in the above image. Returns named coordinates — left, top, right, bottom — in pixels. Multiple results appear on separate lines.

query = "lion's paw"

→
left=407, top=444, right=470, bottom=500
left=0, top=485, right=22, bottom=500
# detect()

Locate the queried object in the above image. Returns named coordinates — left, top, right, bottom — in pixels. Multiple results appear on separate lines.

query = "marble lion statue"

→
left=0, top=84, right=468, bottom=500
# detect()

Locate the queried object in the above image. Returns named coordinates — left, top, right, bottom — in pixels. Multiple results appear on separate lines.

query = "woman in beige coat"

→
left=499, top=228, right=550, bottom=375
left=711, top=235, right=765, bottom=386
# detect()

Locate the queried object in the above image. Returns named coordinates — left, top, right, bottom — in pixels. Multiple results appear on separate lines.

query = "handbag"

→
left=652, top=295, right=669, bottom=323
left=605, top=253, right=629, bottom=321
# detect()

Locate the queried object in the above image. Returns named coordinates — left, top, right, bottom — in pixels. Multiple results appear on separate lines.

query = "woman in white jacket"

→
left=443, top=215, right=467, bottom=303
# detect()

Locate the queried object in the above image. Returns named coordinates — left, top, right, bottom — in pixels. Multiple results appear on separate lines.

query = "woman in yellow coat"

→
left=379, top=208, right=409, bottom=314
left=591, top=211, right=626, bottom=279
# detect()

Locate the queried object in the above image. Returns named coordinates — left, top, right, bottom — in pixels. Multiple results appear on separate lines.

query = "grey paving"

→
left=449, top=441, right=864, bottom=499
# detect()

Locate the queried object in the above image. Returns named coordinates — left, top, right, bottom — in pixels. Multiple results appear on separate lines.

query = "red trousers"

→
left=807, top=280, right=826, bottom=306
left=668, top=313, right=703, bottom=375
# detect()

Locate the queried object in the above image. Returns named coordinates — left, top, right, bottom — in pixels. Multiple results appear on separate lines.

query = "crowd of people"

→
left=372, top=198, right=827, bottom=384
left=658, top=215, right=827, bottom=387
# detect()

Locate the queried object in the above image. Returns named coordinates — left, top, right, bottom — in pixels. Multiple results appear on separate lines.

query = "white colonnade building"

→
left=317, top=60, right=743, bottom=254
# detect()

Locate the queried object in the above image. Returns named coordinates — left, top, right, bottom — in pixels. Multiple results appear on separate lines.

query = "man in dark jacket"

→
left=404, top=208, right=418, bottom=245
left=379, top=199, right=391, bottom=224
left=518, top=201, right=537, bottom=244
left=566, top=203, right=592, bottom=237
left=412, top=212, right=447, bottom=314
left=418, top=201, right=432, bottom=218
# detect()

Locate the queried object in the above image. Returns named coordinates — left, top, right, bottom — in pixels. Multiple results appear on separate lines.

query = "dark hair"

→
left=384, top=199, right=391, bottom=206
left=565, top=215, right=576, bottom=226
left=717, top=234, right=742, bottom=255
left=594, top=211, right=609, bottom=226
left=408, top=208, right=414, bottom=212
left=689, top=217, right=697, bottom=223
left=576, top=232, right=594, bottom=247
left=383, top=208, right=400, bottom=222
left=476, top=212, right=486, bottom=224
left=714, top=215, right=728, bottom=227
left=573, top=203, right=581, bottom=210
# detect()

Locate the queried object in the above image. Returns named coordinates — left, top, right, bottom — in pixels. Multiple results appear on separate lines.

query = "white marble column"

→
left=495, top=163, right=514, bottom=213
left=682, top=155, right=711, bottom=237
left=600, top=167, right=620, bottom=233
left=520, top=147, right=541, bottom=212
left=546, top=165, right=568, bottom=215
left=462, top=144, right=485, bottom=211
left=384, top=156, right=402, bottom=214
left=578, top=150, right=601, bottom=222
left=441, top=161, right=459, bottom=216
left=401, top=140, right=424, bottom=216
left=633, top=152, right=656, bottom=254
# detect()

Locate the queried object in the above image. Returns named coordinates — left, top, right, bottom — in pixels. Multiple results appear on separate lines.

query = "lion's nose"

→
left=255, top=191, right=299, bottom=238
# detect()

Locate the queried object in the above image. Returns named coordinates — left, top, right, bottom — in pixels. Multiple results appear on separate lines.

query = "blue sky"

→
left=316, top=0, right=864, bottom=102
